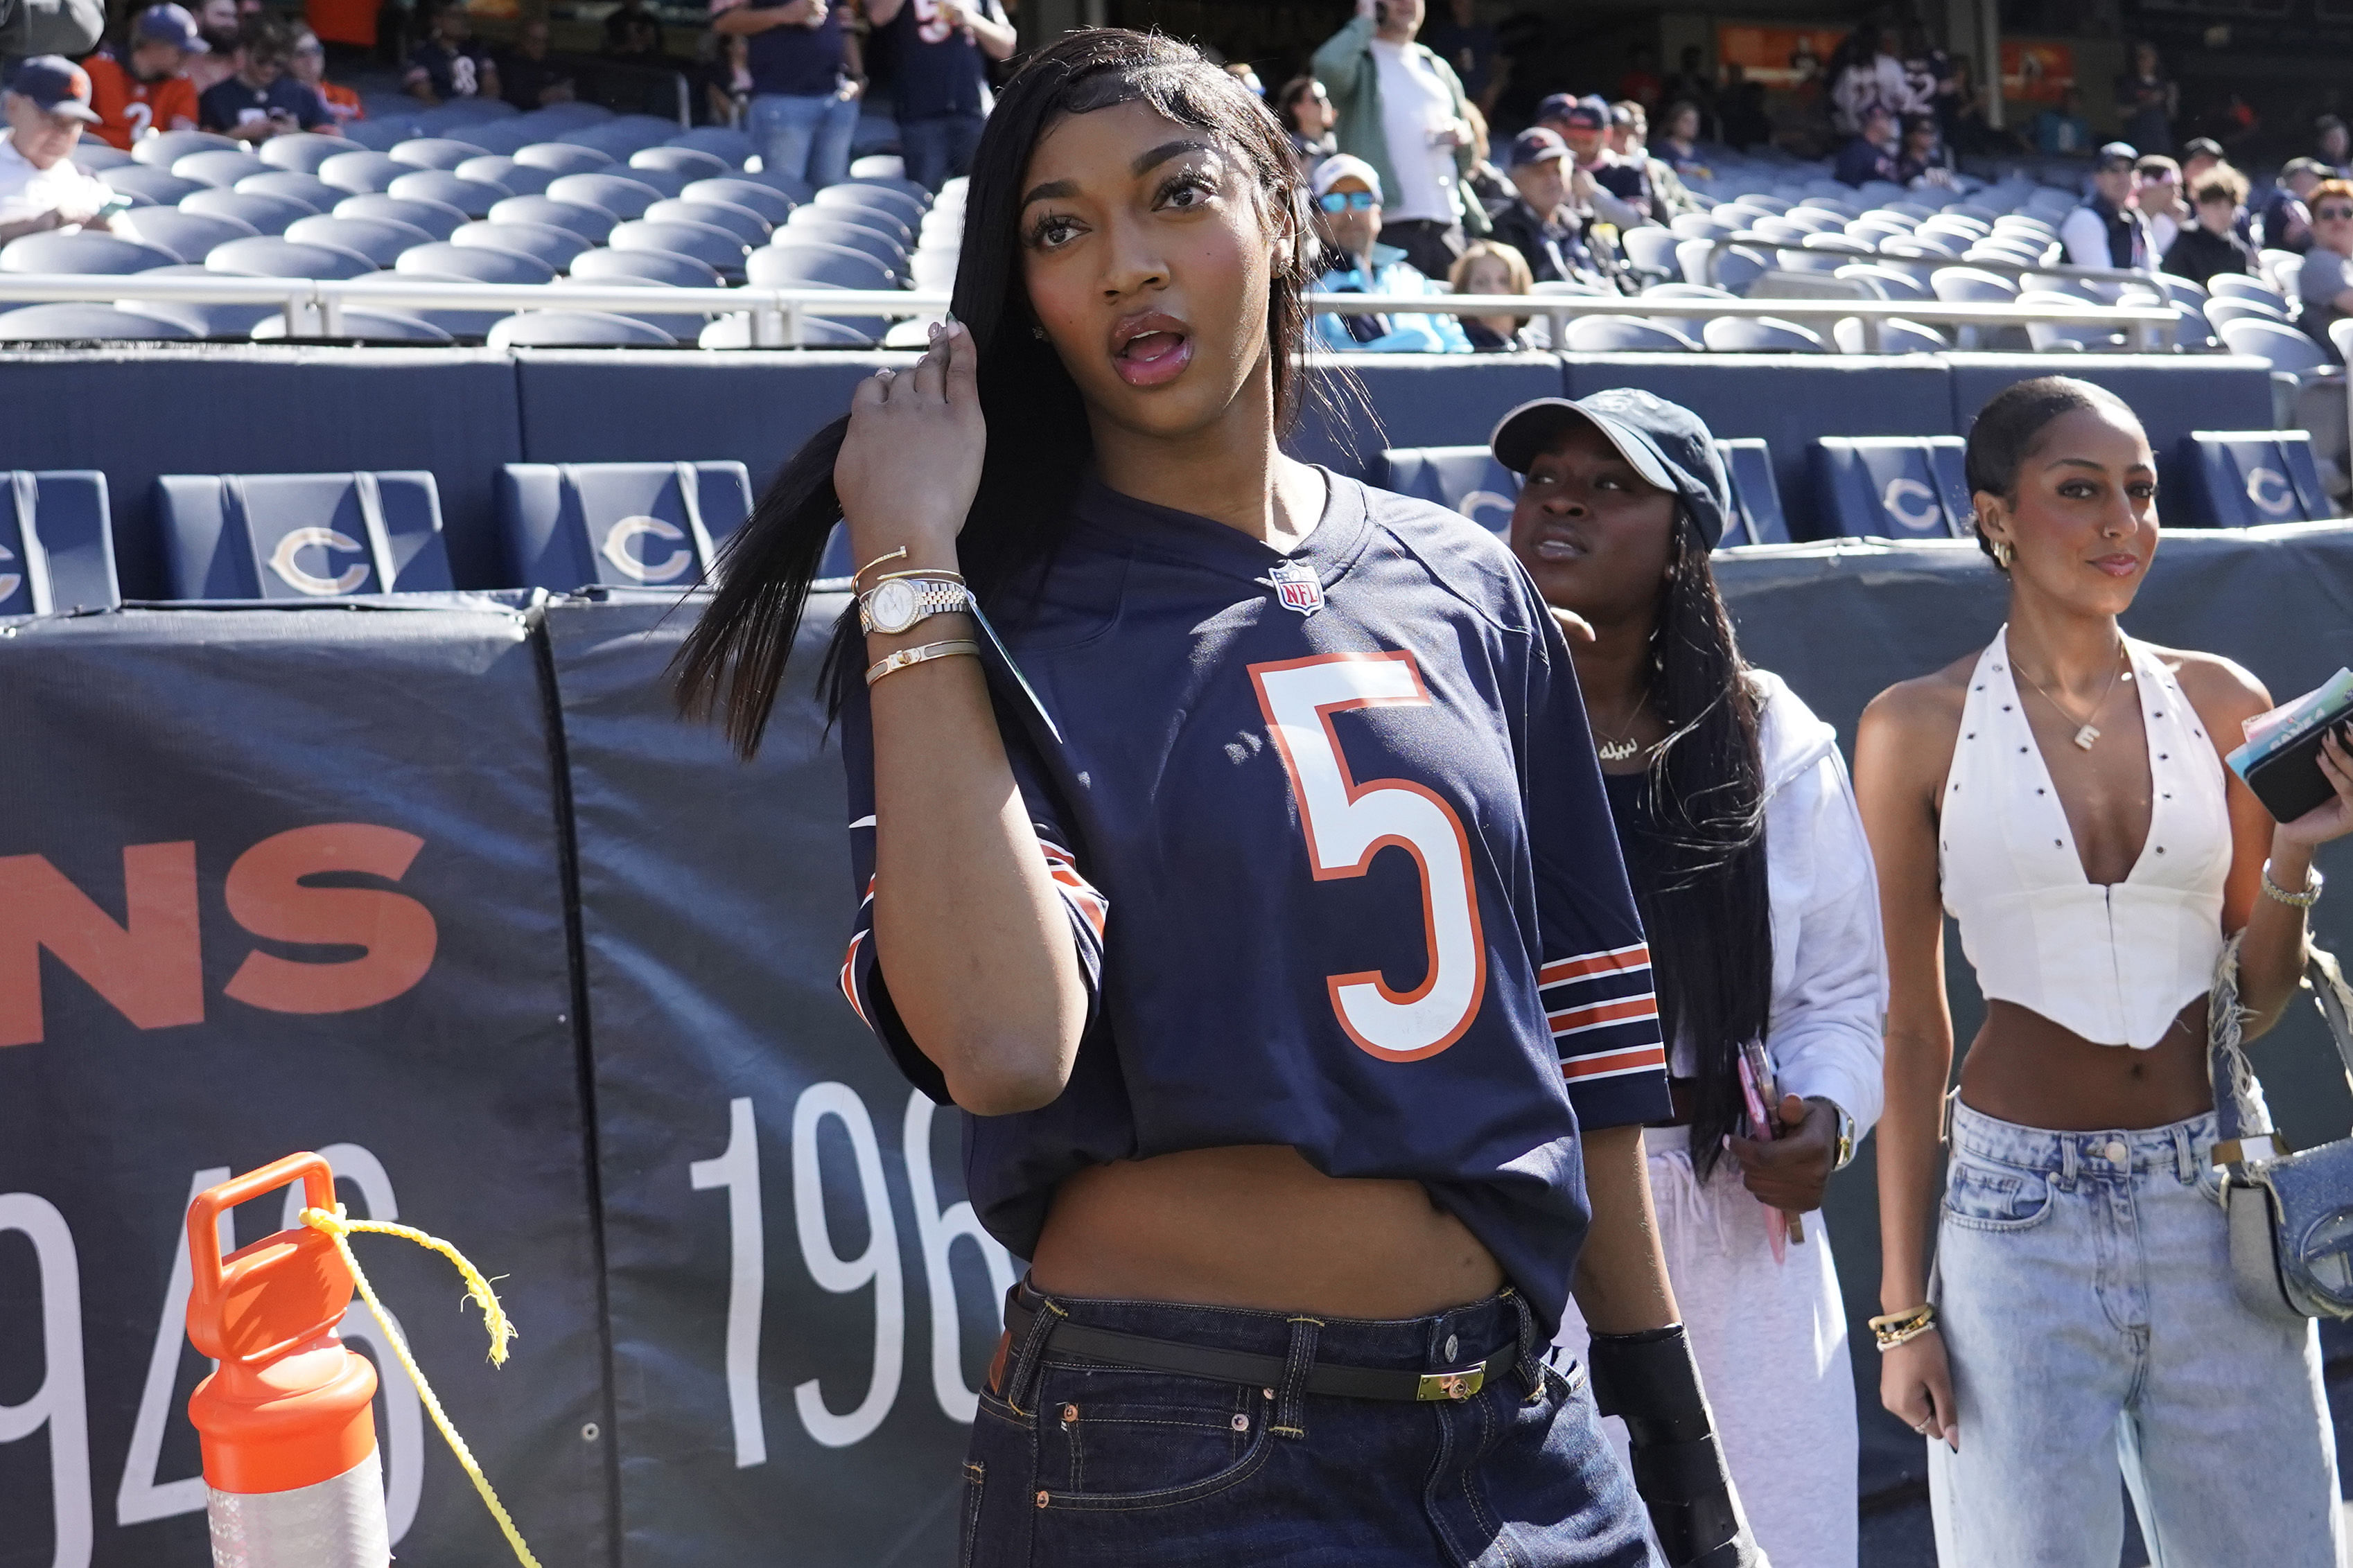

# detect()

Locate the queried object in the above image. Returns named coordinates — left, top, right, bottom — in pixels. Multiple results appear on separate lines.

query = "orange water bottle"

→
left=185, top=1152, right=389, bottom=1568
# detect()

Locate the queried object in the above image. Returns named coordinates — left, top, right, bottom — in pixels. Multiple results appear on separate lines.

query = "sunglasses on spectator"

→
left=1318, top=191, right=1378, bottom=212
left=2318, top=206, right=2353, bottom=220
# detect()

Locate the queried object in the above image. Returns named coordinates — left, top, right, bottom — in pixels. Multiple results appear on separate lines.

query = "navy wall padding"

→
left=1, top=470, right=120, bottom=615
left=1377, top=445, right=1519, bottom=534
left=157, top=471, right=453, bottom=598
left=1945, top=353, right=2276, bottom=514
left=511, top=350, right=908, bottom=493
left=1715, top=438, right=1790, bottom=547
left=0, top=347, right=521, bottom=596
left=2180, top=431, right=2333, bottom=529
left=500, top=460, right=753, bottom=590
left=1288, top=353, right=1565, bottom=477
left=1560, top=353, right=1952, bottom=538
left=1810, top=437, right=1974, bottom=541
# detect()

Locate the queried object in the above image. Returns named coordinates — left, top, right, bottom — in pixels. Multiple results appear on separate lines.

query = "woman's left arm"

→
left=2186, top=656, right=2353, bottom=1037
left=1571, top=1124, right=1678, bottom=1332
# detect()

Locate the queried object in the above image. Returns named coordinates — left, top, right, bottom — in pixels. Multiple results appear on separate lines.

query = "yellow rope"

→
left=299, top=1204, right=541, bottom=1568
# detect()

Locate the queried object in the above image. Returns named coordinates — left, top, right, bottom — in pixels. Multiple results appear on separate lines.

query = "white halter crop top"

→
left=1939, top=627, right=2232, bottom=1049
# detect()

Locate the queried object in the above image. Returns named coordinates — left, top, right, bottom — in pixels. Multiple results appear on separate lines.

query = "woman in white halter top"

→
left=1853, top=376, right=2353, bottom=1566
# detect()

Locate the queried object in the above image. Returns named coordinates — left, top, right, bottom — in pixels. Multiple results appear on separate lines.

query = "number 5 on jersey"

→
left=1251, top=651, right=1487, bottom=1060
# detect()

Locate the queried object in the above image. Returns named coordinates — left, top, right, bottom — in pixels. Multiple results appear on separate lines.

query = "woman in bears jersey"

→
left=679, top=30, right=1763, bottom=1567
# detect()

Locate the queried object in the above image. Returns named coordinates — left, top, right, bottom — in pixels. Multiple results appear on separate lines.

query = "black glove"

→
left=1587, top=1325, right=1767, bottom=1568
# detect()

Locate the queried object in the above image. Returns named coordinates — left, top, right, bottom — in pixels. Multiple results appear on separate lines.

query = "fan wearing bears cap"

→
left=0, top=58, right=125, bottom=244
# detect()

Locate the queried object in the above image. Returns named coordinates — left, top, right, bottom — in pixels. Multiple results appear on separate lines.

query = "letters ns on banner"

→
left=0, top=823, right=438, bottom=1048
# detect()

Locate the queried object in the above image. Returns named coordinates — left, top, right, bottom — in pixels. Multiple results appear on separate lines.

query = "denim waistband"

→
left=1950, top=1098, right=2218, bottom=1183
left=1012, top=1279, right=1531, bottom=1371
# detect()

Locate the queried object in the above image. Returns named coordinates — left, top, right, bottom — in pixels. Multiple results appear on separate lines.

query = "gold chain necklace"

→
left=2017, top=638, right=2128, bottom=751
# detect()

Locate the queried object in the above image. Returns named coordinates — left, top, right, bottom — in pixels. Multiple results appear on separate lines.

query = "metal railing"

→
left=1677, top=234, right=2169, bottom=294
left=0, top=274, right=2180, bottom=352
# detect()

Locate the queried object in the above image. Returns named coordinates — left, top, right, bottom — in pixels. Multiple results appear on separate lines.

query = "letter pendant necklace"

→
left=2020, top=639, right=2127, bottom=750
left=1593, top=694, right=1649, bottom=763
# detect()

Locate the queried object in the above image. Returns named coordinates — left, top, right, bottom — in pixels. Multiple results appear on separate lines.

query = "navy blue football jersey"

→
left=840, top=473, right=1669, bottom=1334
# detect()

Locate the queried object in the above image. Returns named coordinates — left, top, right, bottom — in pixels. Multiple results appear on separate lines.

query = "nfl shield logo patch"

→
left=1268, top=561, right=1324, bottom=617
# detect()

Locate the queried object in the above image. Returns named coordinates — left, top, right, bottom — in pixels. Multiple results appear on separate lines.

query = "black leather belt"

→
left=1003, top=1296, right=1516, bottom=1403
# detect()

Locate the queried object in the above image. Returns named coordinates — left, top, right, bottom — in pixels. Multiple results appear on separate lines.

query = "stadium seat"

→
left=783, top=211, right=907, bottom=270
left=99, top=164, right=206, bottom=204
left=0, top=231, right=177, bottom=274
left=70, top=141, right=132, bottom=171
left=560, top=114, right=680, bottom=159
left=2180, top=431, right=2334, bottom=527
left=391, top=137, right=489, bottom=170
left=514, top=141, right=613, bottom=175
left=117, top=206, right=257, bottom=263
left=617, top=164, right=692, bottom=199
left=746, top=240, right=895, bottom=291
left=490, top=194, right=615, bottom=245
left=337, top=271, right=507, bottom=337
left=804, top=191, right=913, bottom=246
left=2210, top=274, right=2289, bottom=311
left=842, top=173, right=929, bottom=209
left=111, top=263, right=276, bottom=338
left=395, top=240, right=554, bottom=284
left=547, top=171, right=664, bottom=220
left=665, top=125, right=754, bottom=167
left=251, top=308, right=453, bottom=344
left=1832, top=317, right=1947, bottom=354
left=683, top=176, right=794, bottom=226
left=550, top=273, right=719, bottom=337
left=180, top=187, right=314, bottom=236
left=647, top=197, right=769, bottom=247
left=2219, top=317, right=2332, bottom=375
left=208, top=235, right=376, bottom=280
left=569, top=246, right=721, bottom=288
left=716, top=168, right=814, bottom=206
left=697, top=313, right=873, bottom=349
left=0, top=470, right=119, bottom=614
left=453, top=219, right=588, bottom=272
left=1376, top=446, right=1518, bottom=534
left=1715, top=438, right=1790, bottom=547
left=286, top=213, right=435, bottom=267
left=387, top=170, right=509, bottom=217
left=2205, top=297, right=2286, bottom=329
left=173, top=148, right=268, bottom=188
left=497, top=459, right=750, bottom=588
left=256, top=132, right=352, bottom=175
left=632, top=146, right=728, bottom=182
left=235, top=170, right=342, bottom=213
left=134, top=129, right=236, bottom=168
left=335, top=193, right=469, bottom=240
left=485, top=310, right=677, bottom=348
left=1702, top=316, right=1827, bottom=353
left=0, top=303, right=193, bottom=340
left=611, top=218, right=750, bottom=279
left=459, top=155, right=556, bottom=197
left=1837, top=263, right=1930, bottom=301
left=1563, top=316, right=1696, bottom=351
left=157, top=471, right=454, bottom=598
left=318, top=150, right=413, bottom=195
left=1811, top=436, right=1972, bottom=540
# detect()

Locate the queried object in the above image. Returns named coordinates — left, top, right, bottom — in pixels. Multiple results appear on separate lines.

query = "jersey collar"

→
left=1071, top=467, right=1372, bottom=590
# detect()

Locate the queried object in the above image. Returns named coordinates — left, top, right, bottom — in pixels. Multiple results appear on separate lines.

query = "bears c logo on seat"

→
left=600, top=515, right=694, bottom=583
left=268, top=528, right=372, bottom=595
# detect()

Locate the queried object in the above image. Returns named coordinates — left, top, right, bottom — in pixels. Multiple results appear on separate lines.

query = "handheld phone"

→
left=1737, top=1044, right=1805, bottom=1250
left=94, top=189, right=135, bottom=220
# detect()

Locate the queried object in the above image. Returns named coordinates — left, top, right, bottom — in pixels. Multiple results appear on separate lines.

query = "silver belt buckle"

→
left=1417, top=1366, right=1485, bottom=1402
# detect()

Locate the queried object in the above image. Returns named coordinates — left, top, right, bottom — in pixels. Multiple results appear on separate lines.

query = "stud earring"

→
left=1031, top=325, right=1047, bottom=340
left=1991, top=538, right=2014, bottom=570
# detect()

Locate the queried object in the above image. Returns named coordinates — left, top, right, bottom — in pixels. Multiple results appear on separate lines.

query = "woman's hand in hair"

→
left=837, top=319, right=984, bottom=566
left=1882, top=1330, right=1958, bottom=1450
left=1723, top=1093, right=1835, bottom=1213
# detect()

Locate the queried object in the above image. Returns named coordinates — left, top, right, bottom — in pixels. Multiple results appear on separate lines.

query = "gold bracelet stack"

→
left=865, top=638, right=979, bottom=686
left=1869, top=1304, right=1937, bottom=1352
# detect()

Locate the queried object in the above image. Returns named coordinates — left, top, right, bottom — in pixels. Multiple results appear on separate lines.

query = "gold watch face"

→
left=869, top=578, right=920, bottom=633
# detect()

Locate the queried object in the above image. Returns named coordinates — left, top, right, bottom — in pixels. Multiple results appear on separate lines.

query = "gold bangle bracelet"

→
left=866, top=567, right=967, bottom=585
left=1869, top=1304, right=1936, bottom=1350
left=851, top=545, right=908, bottom=585
left=864, top=639, right=979, bottom=686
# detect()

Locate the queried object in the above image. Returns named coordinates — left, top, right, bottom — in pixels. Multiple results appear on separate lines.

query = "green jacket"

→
left=1311, top=15, right=1489, bottom=238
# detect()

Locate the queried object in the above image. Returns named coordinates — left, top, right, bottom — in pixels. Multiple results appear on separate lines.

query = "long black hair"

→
left=674, top=28, right=1321, bottom=755
left=1620, top=507, right=1772, bottom=1178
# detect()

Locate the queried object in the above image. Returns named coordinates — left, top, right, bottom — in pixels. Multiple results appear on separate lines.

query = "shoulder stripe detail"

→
left=849, top=815, right=877, bottom=831
left=839, top=931, right=871, bottom=1026
left=1549, top=994, right=1660, bottom=1035
left=1562, top=1043, right=1668, bottom=1082
left=1540, top=944, right=1651, bottom=987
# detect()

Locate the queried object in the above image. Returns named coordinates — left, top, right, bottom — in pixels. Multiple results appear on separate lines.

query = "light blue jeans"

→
left=1928, top=1100, right=2343, bottom=1566
left=748, top=89, right=857, bottom=189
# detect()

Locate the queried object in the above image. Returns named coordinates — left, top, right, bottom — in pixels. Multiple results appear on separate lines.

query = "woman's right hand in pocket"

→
left=836, top=319, right=984, bottom=567
left=1881, top=1329, right=1958, bottom=1450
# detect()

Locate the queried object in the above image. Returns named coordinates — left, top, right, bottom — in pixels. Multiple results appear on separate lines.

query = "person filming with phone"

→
left=0, top=58, right=129, bottom=245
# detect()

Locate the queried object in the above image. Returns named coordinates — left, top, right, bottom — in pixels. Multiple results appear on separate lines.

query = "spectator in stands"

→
left=1274, top=74, right=1334, bottom=181
left=403, top=1, right=498, bottom=106
left=2180, top=136, right=2224, bottom=188
left=1420, top=0, right=1501, bottom=116
left=2162, top=166, right=2255, bottom=288
left=1312, top=0, right=1479, bottom=283
left=81, top=3, right=207, bottom=151
left=865, top=0, right=1015, bottom=194
left=1656, top=98, right=1709, bottom=175
left=1833, top=100, right=1900, bottom=188
left=1448, top=239, right=1534, bottom=351
left=1489, top=125, right=1608, bottom=289
left=1828, top=23, right=1914, bottom=138
left=1943, top=63, right=2016, bottom=157
left=498, top=18, right=575, bottom=111
left=710, top=0, right=860, bottom=192
left=1307, top=153, right=1469, bottom=353
left=288, top=26, right=362, bottom=127
left=1659, top=43, right=1715, bottom=130
left=1460, top=102, right=1509, bottom=215
left=2029, top=86, right=2090, bottom=157
left=1895, top=111, right=1954, bottom=189
left=602, top=0, right=665, bottom=60
left=2297, top=179, right=2353, bottom=355
left=700, top=30, right=749, bottom=125
left=2319, top=114, right=2352, bottom=177
left=0, top=58, right=124, bottom=244
left=2134, top=154, right=2186, bottom=254
left=2257, top=157, right=2323, bottom=254
left=1546, top=94, right=1657, bottom=224
left=199, top=18, right=333, bottom=141
left=182, top=0, right=239, bottom=94
left=2058, top=143, right=2154, bottom=270
left=2114, top=40, right=2176, bottom=156
left=1611, top=100, right=1695, bottom=218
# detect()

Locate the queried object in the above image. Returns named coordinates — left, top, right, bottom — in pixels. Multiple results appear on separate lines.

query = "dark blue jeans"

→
left=900, top=111, right=985, bottom=192
left=967, top=1283, right=1651, bottom=1567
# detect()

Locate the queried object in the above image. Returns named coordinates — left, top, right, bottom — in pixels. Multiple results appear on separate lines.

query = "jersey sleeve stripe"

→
left=1548, top=994, right=1660, bottom=1034
left=1561, top=1043, right=1668, bottom=1081
left=1539, top=943, right=1651, bottom=987
left=839, top=931, right=871, bottom=1026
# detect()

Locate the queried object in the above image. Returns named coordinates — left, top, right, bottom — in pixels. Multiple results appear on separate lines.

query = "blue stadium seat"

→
left=1715, top=439, right=1790, bottom=547
left=799, top=193, right=912, bottom=247
left=256, top=132, right=353, bottom=175
left=334, top=193, right=469, bottom=241
left=514, top=141, right=613, bottom=175
left=647, top=197, right=769, bottom=247
left=236, top=170, right=342, bottom=213
left=632, top=146, right=729, bottom=183
left=1810, top=436, right=1973, bottom=540
left=1377, top=446, right=1518, bottom=534
left=459, top=155, right=556, bottom=197
left=497, top=460, right=751, bottom=590
left=318, top=150, right=413, bottom=196
left=117, top=206, right=258, bottom=263
left=157, top=471, right=454, bottom=599
left=613, top=164, right=690, bottom=199
left=484, top=310, right=676, bottom=348
left=0, top=470, right=120, bottom=615
left=133, top=129, right=236, bottom=168
left=664, top=125, right=755, bottom=168
left=2180, top=431, right=2334, bottom=528
left=683, top=175, right=793, bottom=226
left=491, top=194, right=615, bottom=245
left=391, top=137, right=489, bottom=171
left=98, top=164, right=206, bottom=205
left=174, top=148, right=270, bottom=188
left=546, top=171, right=664, bottom=220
